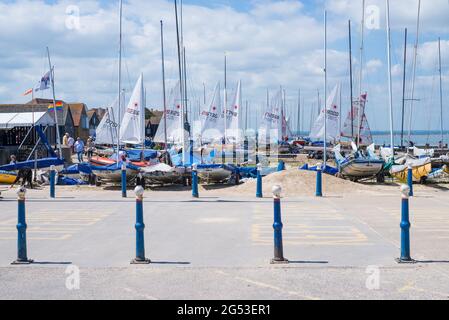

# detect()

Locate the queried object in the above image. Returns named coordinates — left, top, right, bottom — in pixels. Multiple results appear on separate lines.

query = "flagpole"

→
left=46, top=47, right=62, bottom=158
left=386, top=0, right=395, bottom=159
left=323, top=10, right=328, bottom=167
left=117, top=0, right=123, bottom=165
left=160, top=20, right=168, bottom=152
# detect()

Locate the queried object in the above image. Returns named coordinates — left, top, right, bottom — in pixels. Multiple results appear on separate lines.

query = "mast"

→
left=349, top=20, right=354, bottom=139
left=117, top=0, right=123, bottom=163
left=46, top=47, right=62, bottom=158
left=160, top=20, right=168, bottom=151
left=174, top=0, right=187, bottom=164
left=386, top=0, right=395, bottom=158
left=245, top=100, right=249, bottom=133
left=401, top=28, right=408, bottom=149
left=323, top=10, right=328, bottom=166
left=183, top=47, right=189, bottom=129
left=357, top=0, right=365, bottom=147
left=439, top=37, right=444, bottom=145
left=224, top=53, right=228, bottom=143
left=297, top=88, right=301, bottom=136
left=407, top=0, right=421, bottom=147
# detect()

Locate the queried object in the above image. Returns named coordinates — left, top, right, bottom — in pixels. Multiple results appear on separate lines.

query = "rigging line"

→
left=407, top=0, right=421, bottom=147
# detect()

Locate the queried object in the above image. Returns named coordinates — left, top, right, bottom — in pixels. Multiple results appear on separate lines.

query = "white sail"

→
left=259, top=89, right=282, bottom=144
left=154, top=82, right=187, bottom=144
left=309, top=84, right=341, bottom=142
left=120, top=74, right=145, bottom=145
left=341, top=93, right=373, bottom=145
left=95, top=92, right=126, bottom=145
left=200, top=83, right=224, bottom=142
left=226, top=80, right=242, bottom=143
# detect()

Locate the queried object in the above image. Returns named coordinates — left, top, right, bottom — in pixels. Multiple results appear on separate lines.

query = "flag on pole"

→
left=23, top=88, right=33, bottom=96
left=35, top=69, right=52, bottom=92
left=48, top=101, right=63, bottom=112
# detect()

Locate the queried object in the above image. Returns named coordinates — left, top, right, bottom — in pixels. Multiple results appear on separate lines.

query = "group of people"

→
left=63, top=133, right=95, bottom=163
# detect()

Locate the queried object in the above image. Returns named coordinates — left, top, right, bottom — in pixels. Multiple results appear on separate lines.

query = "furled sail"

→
left=119, top=74, right=145, bottom=145
left=309, top=84, right=341, bottom=143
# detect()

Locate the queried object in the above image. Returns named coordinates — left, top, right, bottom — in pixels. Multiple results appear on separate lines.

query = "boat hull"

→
left=340, top=160, right=384, bottom=180
left=91, top=167, right=138, bottom=183
left=391, top=163, right=432, bottom=183
left=0, top=171, right=17, bottom=185
left=197, top=167, right=232, bottom=183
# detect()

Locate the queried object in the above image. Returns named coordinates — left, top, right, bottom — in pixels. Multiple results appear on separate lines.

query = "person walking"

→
left=74, top=137, right=85, bottom=163
left=86, top=137, right=95, bottom=160
left=63, top=133, right=69, bottom=146
left=68, top=135, right=75, bottom=153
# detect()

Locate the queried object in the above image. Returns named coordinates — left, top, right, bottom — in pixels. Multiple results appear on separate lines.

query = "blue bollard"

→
left=192, top=164, right=199, bottom=198
left=190, top=140, right=194, bottom=165
left=397, top=185, right=415, bottom=263
left=121, top=163, right=127, bottom=198
left=256, top=163, right=263, bottom=198
left=12, top=187, right=33, bottom=265
left=131, top=186, right=150, bottom=264
left=407, top=164, right=414, bottom=197
left=316, top=163, right=323, bottom=197
left=271, top=185, right=288, bottom=264
left=49, top=165, right=56, bottom=199
left=277, top=160, right=285, bottom=172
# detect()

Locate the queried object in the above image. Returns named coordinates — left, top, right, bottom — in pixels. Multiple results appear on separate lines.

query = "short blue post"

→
left=190, top=139, right=194, bottom=165
left=121, top=163, right=127, bottom=198
left=256, top=163, right=263, bottom=198
left=192, top=164, right=199, bottom=198
left=271, top=185, right=288, bottom=264
left=316, top=163, right=323, bottom=197
left=407, top=164, right=414, bottom=197
left=49, top=165, right=56, bottom=199
left=277, top=160, right=285, bottom=172
left=12, top=187, right=33, bottom=265
left=397, top=185, right=414, bottom=263
left=131, top=186, right=150, bottom=264
left=255, top=133, right=260, bottom=165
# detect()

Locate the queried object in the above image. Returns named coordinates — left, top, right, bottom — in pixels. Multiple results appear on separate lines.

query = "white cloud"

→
left=0, top=0, right=447, bottom=132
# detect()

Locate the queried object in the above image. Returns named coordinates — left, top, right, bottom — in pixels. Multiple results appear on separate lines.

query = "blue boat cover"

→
left=89, top=162, right=140, bottom=172
left=57, top=177, right=87, bottom=186
left=0, top=158, right=64, bottom=172
left=300, top=164, right=338, bottom=176
left=61, top=163, right=93, bottom=175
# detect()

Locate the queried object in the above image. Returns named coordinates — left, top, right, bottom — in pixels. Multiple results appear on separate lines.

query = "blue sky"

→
left=0, top=0, right=448, bottom=133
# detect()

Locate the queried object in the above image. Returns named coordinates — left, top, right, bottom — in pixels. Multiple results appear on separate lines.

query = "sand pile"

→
left=227, top=168, right=373, bottom=197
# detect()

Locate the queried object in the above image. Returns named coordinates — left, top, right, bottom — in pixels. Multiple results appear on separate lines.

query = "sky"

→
left=0, top=0, right=448, bottom=132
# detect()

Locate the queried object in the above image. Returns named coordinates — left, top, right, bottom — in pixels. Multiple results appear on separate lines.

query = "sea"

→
left=294, top=131, right=449, bottom=147
left=371, top=131, right=448, bottom=147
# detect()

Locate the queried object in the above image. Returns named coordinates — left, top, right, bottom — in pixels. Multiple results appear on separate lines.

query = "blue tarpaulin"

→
left=0, top=158, right=64, bottom=172
left=300, top=164, right=338, bottom=176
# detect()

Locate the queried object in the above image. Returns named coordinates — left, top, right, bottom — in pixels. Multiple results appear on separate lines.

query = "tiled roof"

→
left=68, top=103, right=87, bottom=126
